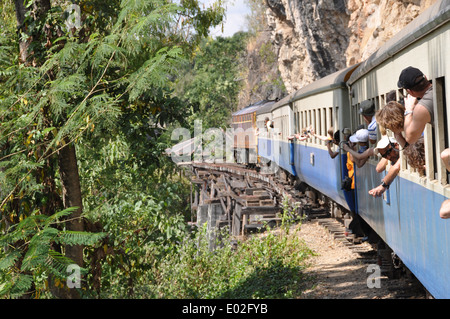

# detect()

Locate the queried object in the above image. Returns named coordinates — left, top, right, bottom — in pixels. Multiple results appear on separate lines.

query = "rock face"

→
left=266, top=0, right=351, bottom=93
left=240, top=0, right=437, bottom=106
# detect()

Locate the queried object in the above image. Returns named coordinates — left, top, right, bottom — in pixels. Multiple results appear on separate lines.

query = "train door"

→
left=341, top=95, right=358, bottom=214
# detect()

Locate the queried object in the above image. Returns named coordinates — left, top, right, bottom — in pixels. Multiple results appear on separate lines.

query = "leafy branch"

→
left=0, top=207, right=106, bottom=298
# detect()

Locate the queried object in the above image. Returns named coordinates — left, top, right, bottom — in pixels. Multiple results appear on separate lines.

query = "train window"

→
left=322, top=107, right=326, bottom=144
left=308, top=110, right=312, bottom=133
left=397, top=89, right=405, bottom=105
left=294, top=112, right=298, bottom=134
left=334, top=106, right=339, bottom=133
left=316, top=109, right=321, bottom=144
left=434, top=76, right=448, bottom=185
left=351, top=103, right=359, bottom=130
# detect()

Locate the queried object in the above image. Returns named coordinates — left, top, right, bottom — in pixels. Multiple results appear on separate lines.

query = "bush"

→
left=148, top=222, right=314, bottom=299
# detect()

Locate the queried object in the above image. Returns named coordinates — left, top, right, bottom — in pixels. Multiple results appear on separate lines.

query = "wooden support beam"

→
left=241, top=206, right=282, bottom=215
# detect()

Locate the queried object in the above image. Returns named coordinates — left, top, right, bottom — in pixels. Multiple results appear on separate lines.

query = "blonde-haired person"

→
left=375, top=101, right=406, bottom=142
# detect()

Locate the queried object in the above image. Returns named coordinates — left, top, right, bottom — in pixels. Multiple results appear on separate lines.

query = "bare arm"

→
left=368, top=160, right=401, bottom=197
left=342, top=144, right=374, bottom=167
left=327, top=142, right=339, bottom=158
left=375, top=157, right=389, bottom=173
left=393, top=132, right=407, bottom=149
left=404, top=99, right=430, bottom=145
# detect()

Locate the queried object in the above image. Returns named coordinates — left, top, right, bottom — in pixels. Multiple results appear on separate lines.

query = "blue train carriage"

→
left=347, top=0, right=450, bottom=298
left=255, top=97, right=286, bottom=166
left=285, top=64, right=360, bottom=212
left=232, top=100, right=276, bottom=165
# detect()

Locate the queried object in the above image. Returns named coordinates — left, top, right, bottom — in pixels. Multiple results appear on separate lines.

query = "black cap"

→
left=397, top=66, right=424, bottom=89
left=359, top=99, right=375, bottom=116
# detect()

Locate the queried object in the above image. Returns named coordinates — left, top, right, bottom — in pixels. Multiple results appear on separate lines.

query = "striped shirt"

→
left=368, top=116, right=377, bottom=142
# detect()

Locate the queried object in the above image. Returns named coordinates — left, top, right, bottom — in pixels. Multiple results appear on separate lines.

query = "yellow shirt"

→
left=346, top=152, right=355, bottom=189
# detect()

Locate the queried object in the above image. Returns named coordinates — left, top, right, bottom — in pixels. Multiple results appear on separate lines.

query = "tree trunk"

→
left=14, top=0, right=85, bottom=299
left=58, top=140, right=85, bottom=268
left=14, top=0, right=30, bottom=64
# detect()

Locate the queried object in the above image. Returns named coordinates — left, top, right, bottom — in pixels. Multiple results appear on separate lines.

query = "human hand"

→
left=404, top=94, right=417, bottom=112
left=368, top=185, right=386, bottom=197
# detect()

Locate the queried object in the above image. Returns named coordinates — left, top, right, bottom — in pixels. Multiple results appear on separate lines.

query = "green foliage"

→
left=148, top=223, right=314, bottom=299
left=0, top=0, right=226, bottom=298
left=0, top=207, right=106, bottom=298
left=92, top=194, right=188, bottom=298
left=174, top=32, right=249, bottom=130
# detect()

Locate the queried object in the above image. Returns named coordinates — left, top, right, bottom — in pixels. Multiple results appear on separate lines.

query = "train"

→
left=231, top=0, right=450, bottom=298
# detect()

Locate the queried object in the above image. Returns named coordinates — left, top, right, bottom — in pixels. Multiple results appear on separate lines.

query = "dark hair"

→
left=386, top=90, right=397, bottom=103
left=333, top=130, right=340, bottom=143
left=410, top=77, right=430, bottom=92
left=404, top=137, right=425, bottom=173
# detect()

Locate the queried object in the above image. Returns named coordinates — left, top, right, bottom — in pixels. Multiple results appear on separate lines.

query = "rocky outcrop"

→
left=266, top=0, right=351, bottom=93
left=345, top=0, right=436, bottom=65
left=240, top=0, right=437, bottom=107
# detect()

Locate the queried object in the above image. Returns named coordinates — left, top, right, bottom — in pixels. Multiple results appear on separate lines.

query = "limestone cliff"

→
left=239, top=0, right=437, bottom=107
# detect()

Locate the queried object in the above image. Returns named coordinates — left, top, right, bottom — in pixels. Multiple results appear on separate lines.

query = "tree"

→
left=175, top=32, right=249, bottom=130
left=0, top=0, right=225, bottom=298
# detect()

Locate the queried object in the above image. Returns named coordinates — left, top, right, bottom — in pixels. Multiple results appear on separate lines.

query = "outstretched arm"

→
left=368, top=160, right=401, bottom=197
left=342, top=144, right=374, bottom=168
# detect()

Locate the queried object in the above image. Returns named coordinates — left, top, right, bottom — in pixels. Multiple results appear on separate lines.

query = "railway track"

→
left=180, top=161, right=427, bottom=298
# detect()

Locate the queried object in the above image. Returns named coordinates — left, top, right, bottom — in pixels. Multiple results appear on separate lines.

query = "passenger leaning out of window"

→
left=359, top=99, right=377, bottom=145
left=378, top=67, right=449, bottom=219
left=368, top=136, right=401, bottom=198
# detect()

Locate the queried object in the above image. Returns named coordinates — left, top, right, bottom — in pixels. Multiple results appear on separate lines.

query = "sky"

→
left=206, top=1, right=251, bottom=38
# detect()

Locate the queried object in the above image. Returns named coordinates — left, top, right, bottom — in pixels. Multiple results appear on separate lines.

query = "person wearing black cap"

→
left=397, top=66, right=433, bottom=144
left=359, top=99, right=377, bottom=145
left=398, top=67, right=450, bottom=219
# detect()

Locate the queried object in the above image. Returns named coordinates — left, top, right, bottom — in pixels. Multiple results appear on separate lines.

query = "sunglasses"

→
left=380, top=141, right=399, bottom=158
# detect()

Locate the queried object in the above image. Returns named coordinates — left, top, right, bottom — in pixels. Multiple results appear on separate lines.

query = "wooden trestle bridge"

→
left=178, top=161, right=332, bottom=245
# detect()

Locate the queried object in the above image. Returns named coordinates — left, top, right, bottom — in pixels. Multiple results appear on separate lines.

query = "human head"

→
left=374, top=136, right=399, bottom=162
left=386, top=90, right=397, bottom=103
left=376, top=101, right=405, bottom=134
left=359, top=100, right=375, bottom=118
left=349, top=129, right=369, bottom=144
left=342, top=128, right=351, bottom=141
left=333, top=130, right=340, bottom=144
left=327, top=127, right=334, bottom=138
left=403, top=137, right=425, bottom=173
left=397, top=66, right=429, bottom=93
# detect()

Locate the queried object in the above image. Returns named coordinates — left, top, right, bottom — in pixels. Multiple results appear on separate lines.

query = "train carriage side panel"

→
left=348, top=0, right=450, bottom=298
left=289, top=65, right=361, bottom=212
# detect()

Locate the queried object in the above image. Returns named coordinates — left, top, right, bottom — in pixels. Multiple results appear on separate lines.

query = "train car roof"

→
left=348, top=0, right=450, bottom=85
left=265, top=93, right=294, bottom=113
left=270, top=63, right=360, bottom=112
left=232, top=100, right=276, bottom=117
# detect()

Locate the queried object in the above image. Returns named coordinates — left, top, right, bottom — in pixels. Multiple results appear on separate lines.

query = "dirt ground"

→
left=295, top=220, right=427, bottom=299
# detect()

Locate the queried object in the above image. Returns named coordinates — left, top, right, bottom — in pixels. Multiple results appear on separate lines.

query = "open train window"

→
left=434, top=76, right=448, bottom=185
